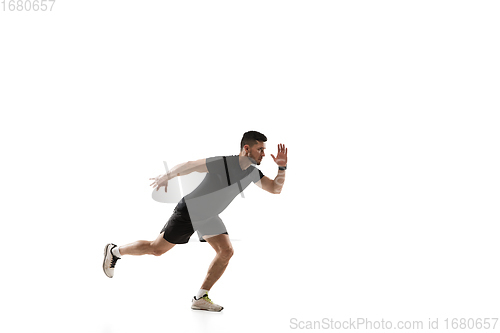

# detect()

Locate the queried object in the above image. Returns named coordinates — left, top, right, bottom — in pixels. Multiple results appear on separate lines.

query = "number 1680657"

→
left=2, top=0, right=56, bottom=11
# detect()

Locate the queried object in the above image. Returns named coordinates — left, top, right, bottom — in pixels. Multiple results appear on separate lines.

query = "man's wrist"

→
left=278, top=165, right=287, bottom=171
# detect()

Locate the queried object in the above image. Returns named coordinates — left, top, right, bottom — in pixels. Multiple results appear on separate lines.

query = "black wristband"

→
left=278, top=165, right=287, bottom=171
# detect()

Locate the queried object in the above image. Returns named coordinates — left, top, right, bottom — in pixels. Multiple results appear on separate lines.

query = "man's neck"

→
left=238, top=154, right=254, bottom=170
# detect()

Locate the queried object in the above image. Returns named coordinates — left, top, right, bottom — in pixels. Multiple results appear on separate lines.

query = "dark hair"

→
left=240, top=131, right=267, bottom=150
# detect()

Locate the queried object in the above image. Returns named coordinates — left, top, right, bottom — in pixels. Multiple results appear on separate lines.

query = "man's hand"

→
left=270, top=143, right=288, bottom=167
left=150, top=173, right=169, bottom=192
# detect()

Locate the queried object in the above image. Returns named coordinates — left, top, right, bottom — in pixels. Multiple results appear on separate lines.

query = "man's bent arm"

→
left=258, top=143, right=288, bottom=194
left=256, top=170, right=286, bottom=194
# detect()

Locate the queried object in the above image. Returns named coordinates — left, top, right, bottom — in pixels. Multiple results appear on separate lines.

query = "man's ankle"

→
left=195, top=288, right=210, bottom=299
left=112, top=246, right=122, bottom=258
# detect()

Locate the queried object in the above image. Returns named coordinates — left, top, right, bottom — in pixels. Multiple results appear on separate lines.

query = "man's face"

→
left=247, top=141, right=266, bottom=165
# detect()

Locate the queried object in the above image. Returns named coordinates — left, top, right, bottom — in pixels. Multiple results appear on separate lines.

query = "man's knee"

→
left=150, top=243, right=167, bottom=256
left=218, top=246, right=234, bottom=260
left=150, top=234, right=175, bottom=256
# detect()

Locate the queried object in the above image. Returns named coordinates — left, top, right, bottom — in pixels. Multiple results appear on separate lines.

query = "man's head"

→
left=240, top=131, right=267, bottom=165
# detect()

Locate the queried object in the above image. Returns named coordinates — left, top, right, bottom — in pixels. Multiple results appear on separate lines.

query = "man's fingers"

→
left=276, top=143, right=286, bottom=155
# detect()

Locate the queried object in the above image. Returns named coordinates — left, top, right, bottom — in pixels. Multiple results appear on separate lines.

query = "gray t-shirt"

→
left=176, top=155, right=264, bottom=220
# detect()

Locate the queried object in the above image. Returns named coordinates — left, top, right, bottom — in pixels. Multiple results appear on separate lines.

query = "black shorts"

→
left=160, top=206, right=228, bottom=244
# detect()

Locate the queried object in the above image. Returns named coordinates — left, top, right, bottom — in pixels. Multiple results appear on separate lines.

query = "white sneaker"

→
left=103, top=243, right=120, bottom=278
left=191, top=294, right=224, bottom=312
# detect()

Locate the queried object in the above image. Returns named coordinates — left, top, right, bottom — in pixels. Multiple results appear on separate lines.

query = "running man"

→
left=103, top=131, right=287, bottom=311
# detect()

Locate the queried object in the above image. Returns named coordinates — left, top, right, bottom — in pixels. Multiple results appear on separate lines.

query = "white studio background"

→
left=1, top=1, right=499, bottom=332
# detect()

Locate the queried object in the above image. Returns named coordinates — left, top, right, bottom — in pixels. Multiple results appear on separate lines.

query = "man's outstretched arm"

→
left=167, top=158, right=208, bottom=178
left=150, top=158, right=207, bottom=191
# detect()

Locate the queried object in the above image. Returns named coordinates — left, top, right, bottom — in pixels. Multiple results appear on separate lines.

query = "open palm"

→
left=271, top=143, right=288, bottom=167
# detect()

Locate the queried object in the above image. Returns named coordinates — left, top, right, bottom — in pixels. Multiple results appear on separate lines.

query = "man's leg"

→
left=191, top=233, right=233, bottom=311
left=103, top=232, right=175, bottom=278
left=201, top=233, right=234, bottom=291
left=119, top=232, right=176, bottom=256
